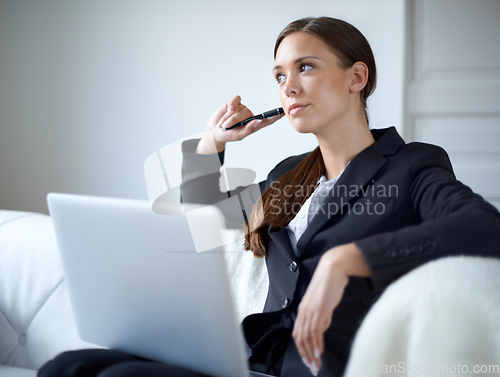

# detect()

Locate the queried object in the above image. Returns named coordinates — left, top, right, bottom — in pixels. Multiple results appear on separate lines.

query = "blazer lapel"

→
left=294, top=127, right=404, bottom=257
left=267, top=227, right=296, bottom=258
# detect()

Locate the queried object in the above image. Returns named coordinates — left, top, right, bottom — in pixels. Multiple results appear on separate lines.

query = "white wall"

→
left=0, top=0, right=405, bottom=214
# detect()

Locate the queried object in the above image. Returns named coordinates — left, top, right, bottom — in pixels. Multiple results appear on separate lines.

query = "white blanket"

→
left=344, top=256, right=500, bottom=377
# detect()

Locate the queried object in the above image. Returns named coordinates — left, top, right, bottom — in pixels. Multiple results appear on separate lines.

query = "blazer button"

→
left=384, top=251, right=397, bottom=260
left=282, top=298, right=290, bottom=308
left=289, top=261, right=298, bottom=272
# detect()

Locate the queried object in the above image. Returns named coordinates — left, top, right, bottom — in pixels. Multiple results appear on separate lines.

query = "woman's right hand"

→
left=196, top=95, right=284, bottom=154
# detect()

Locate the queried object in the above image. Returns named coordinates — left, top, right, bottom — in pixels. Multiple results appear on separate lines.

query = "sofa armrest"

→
left=0, top=210, right=94, bottom=371
left=344, top=256, right=500, bottom=377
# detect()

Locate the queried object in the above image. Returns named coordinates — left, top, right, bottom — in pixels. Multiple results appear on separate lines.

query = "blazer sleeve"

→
left=355, top=144, right=500, bottom=291
left=180, top=139, right=269, bottom=229
left=180, top=138, right=230, bottom=204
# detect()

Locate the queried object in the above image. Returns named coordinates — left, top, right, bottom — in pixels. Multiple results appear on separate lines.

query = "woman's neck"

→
left=316, top=120, right=375, bottom=180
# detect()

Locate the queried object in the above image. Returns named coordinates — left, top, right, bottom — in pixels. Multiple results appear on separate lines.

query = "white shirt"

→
left=286, top=174, right=339, bottom=255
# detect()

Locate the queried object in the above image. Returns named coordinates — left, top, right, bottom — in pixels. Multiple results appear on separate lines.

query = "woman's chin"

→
left=293, top=125, right=313, bottom=134
left=291, top=123, right=315, bottom=134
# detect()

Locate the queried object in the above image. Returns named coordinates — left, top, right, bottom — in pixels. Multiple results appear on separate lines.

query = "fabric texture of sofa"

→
left=0, top=210, right=92, bottom=376
left=1, top=208, right=499, bottom=376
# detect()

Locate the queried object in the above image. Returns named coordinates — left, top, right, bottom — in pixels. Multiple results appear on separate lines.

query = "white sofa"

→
left=0, top=210, right=95, bottom=377
left=1, top=209, right=499, bottom=377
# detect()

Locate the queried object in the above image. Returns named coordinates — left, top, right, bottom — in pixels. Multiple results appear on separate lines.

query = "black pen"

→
left=223, top=107, right=284, bottom=131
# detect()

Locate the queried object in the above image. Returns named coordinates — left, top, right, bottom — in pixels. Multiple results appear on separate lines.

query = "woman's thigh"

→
left=98, top=360, right=210, bottom=377
left=38, top=348, right=209, bottom=377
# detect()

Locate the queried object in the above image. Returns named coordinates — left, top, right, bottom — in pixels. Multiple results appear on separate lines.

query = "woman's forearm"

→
left=325, top=242, right=371, bottom=278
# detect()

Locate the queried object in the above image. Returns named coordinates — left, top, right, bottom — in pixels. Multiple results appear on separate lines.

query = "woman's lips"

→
left=288, top=104, right=308, bottom=116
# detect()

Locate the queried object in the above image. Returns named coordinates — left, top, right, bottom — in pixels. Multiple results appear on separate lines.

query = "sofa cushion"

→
left=0, top=210, right=93, bottom=370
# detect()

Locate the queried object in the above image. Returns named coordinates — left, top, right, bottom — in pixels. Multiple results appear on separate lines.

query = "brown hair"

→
left=244, top=17, right=377, bottom=257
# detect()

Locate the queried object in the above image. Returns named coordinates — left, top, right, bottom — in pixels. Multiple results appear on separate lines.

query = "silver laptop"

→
left=47, top=193, right=270, bottom=377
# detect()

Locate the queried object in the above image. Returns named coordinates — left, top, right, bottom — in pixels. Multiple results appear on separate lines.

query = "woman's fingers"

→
left=206, top=95, right=241, bottom=128
left=293, top=304, right=325, bottom=375
left=215, top=105, right=261, bottom=141
left=227, top=95, right=242, bottom=110
left=213, top=99, right=252, bottom=131
left=292, top=248, right=351, bottom=375
left=204, top=95, right=285, bottom=151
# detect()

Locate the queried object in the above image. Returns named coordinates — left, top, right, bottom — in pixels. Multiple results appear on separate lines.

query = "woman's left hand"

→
left=292, top=243, right=370, bottom=376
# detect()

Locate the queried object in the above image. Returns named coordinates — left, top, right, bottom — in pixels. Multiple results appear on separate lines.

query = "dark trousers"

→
left=37, top=349, right=212, bottom=377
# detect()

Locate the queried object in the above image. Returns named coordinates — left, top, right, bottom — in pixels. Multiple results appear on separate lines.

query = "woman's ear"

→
left=349, top=62, right=368, bottom=93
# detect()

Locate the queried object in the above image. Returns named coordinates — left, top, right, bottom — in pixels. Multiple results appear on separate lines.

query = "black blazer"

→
left=181, top=127, right=500, bottom=377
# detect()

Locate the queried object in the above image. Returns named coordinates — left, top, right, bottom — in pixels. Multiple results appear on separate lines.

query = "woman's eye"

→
left=275, top=73, right=286, bottom=84
left=300, top=63, right=313, bottom=72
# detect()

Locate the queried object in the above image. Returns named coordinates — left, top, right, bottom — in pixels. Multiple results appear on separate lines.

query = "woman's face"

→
left=274, top=31, right=355, bottom=135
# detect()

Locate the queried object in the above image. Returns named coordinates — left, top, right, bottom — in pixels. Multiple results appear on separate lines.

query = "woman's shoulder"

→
left=398, top=141, right=452, bottom=168
left=380, top=140, right=456, bottom=183
left=274, top=151, right=311, bottom=172
left=262, top=151, right=312, bottom=187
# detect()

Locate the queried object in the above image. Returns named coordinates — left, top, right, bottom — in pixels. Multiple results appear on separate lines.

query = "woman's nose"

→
left=283, top=74, right=301, bottom=97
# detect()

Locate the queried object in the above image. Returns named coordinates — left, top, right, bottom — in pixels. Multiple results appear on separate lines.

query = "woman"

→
left=39, top=16, right=500, bottom=377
